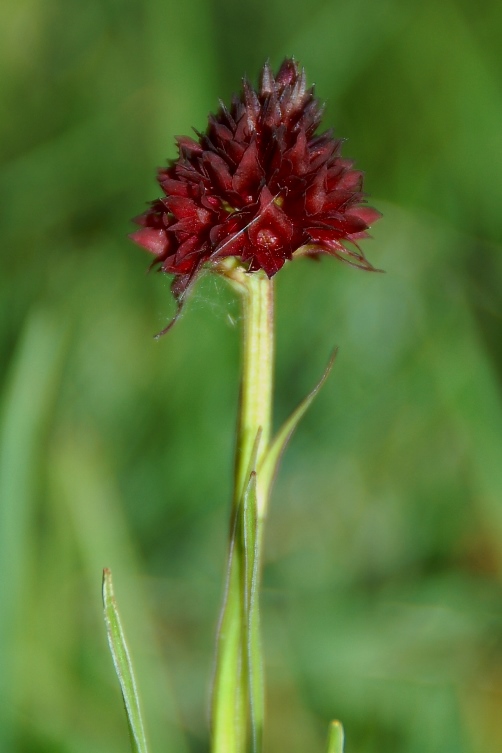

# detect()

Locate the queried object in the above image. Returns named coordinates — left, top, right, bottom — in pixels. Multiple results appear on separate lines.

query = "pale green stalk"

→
left=211, top=269, right=274, bottom=753
left=104, top=264, right=337, bottom=753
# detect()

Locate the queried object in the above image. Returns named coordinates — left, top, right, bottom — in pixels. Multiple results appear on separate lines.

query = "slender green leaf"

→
left=52, top=436, right=187, bottom=753
left=259, top=349, right=337, bottom=502
left=326, top=720, right=344, bottom=753
left=242, top=470, right=263, bottom=753
left=102, top=569, right=149, bottom=753
left=211, top=429, right=262, bottom=753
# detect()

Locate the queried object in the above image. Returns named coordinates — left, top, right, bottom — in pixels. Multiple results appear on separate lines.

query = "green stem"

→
left=211, top=270, right=274, bottom=753
left=235, top=271, right=274, bottom=508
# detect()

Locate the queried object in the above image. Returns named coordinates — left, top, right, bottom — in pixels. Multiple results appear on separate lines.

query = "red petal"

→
left=305, top=164, right=327, bottom=214
left=284, top=130, right=309, bottom=175
left=224, top=139, right=247, bottom=166
left=260, top=61, right=275, bottom=95
left=307, top=228, right=345, bottom=250
left=211, top=211, right=251, bottom=257
left=234, top=112, right=251, bottom=143
left=176, top=236, right=203, bottom=262
left=242, top=79, right=261, bottom=128
left=159, top=177, right=191, bottom=197
left=202, top=152, right=234, bottom=194
left=251, top=249, right=287, bottom=277
left=208, top=117, right=233, bottom=143
left=262, top=92, right=282, bottom=130
left=337, top=170, right=363, bottom=191
left=232, top=140, right=264, bottom=201
left=324, top=189, right=357, bottom=212
left=165, top=196, right=207, bottom=221
left=176, top=136, right=203, bottom=156
left=129, top=228, right=170, bottom=256
left=213, top=230, right=247, bottom=259
left=309, top=139, right=338, bottom=172
left=286, top=68, right=307, bottom=110
left=275, top=59, right=298, bottom=88
left=345, top=206, right=382, bottom=226
left=247, top=187, right=294, bottom=255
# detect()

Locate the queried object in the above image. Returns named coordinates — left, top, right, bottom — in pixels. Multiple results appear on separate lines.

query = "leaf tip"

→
left=327, top=720, right=344, bottom=753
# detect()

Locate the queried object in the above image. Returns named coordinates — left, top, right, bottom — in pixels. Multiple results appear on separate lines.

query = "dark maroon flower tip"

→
left=131, top=58, right=381, bottom=317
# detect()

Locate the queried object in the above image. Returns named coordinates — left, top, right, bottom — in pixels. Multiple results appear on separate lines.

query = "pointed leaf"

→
left=210, top=428, right=262, bottom=753
left=241, top=471, right=263, bottom=753
left=216, top=426, right=262, bottom=648
left=103, top=569, right=149, bottom=753
left=259, top=349, right=337, bottom=501
left=242, top=472, right=258, bottom=617
left=326, top=720, right=344, bottom=753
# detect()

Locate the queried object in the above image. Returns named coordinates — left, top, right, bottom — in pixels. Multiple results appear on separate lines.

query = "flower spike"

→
left=131, top=59, right=381, bottom=319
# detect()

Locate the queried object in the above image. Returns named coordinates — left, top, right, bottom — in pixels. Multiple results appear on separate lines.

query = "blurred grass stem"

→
left=211, top=271, right=274, bottom=753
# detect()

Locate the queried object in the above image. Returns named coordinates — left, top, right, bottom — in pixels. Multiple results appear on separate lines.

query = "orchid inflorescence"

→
left=107, top=59, right=381, bottom=753
left=131, top=58, right=380, bottom=324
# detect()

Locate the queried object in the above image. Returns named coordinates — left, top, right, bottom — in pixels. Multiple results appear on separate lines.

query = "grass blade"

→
left=211, top=429, right=262, bottom=753
left=242, top=471, right=263, bottom=753
left=103, top=569, right=149, bottom=753
left=259, top=349, right=337, bottom=502
left=326, top=721, right=344, bottom=753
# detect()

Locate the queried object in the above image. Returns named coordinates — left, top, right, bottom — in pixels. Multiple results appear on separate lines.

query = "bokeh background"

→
left=1, top=0, right=502, bottom=751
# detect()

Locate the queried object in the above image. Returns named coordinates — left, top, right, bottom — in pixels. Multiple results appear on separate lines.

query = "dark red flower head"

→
left=131, top=59, right=381, bottom=313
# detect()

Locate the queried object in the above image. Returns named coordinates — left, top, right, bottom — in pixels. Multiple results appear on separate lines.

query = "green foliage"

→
left=1, top=1, right=502, bottom=752
left=327, top=722, right=344, bottom=753
left=259, top=349, right=337, bottom=505
left=241, top=471, right=261, bottom=753
left=103, top=569, right=150, bottom=753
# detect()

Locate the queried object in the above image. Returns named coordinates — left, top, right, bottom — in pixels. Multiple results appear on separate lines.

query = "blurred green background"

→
left=1, top=0, right=502, bottom=751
